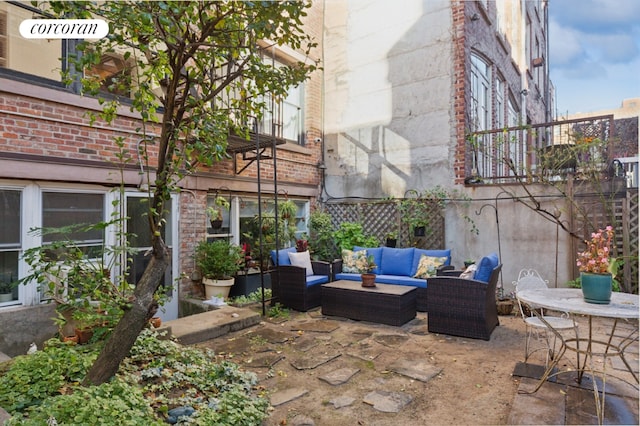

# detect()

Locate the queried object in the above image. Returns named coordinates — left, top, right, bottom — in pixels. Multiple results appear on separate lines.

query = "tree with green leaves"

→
left=48, top=0, right=317, bottom=385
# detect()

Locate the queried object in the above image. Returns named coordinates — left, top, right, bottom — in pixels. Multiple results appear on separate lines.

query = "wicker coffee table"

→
left=321, top=280, right=417, bottom=326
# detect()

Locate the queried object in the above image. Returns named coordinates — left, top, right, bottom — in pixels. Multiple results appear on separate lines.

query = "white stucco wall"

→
left=323, top=0, right=454, bottom=198
left=445, top=184, right=576, bottom=297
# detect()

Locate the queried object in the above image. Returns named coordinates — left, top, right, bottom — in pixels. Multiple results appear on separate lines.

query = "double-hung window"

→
left=0, top=189, right=21, bottom=304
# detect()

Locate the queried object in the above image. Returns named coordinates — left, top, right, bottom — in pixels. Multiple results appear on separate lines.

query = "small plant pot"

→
left=74, top=327, right=94, bottom=344
left=210, top=219, right=223, bottom=229
left=496, top=298, right=514, bottom=315
left=385, top=238, right=397, bottom=248
left=62, top=335, right=79, bottom=344
left=149, top=317, right=162, bottom=328
left=413, top=226, right=426, bottom=237
left=361, top=273, right=376, bottom=288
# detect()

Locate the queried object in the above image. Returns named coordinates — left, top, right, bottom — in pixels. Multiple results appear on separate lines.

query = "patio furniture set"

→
left=270, top=246, right=502, bottom=340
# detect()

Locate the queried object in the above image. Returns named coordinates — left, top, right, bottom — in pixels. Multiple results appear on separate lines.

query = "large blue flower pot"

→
left=580, top=272, right=612, bottom=304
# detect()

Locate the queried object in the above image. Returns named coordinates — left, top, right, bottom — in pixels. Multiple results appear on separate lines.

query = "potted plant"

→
left=207, top=196, right=230, bottom=230
left=278, top=198, right=298, bottom=220
left=576, top=226, right=616, bottom=304
left=385, top=231, right=398, bottom=248
left=195, top=239, right=244, bottom=300
left=360, top=255, right=377, bottom=288
left=0, top=274, right=14, bottom=303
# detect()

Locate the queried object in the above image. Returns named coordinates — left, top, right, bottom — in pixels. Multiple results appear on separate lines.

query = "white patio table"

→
left=516, top=288, right=639, bottom=424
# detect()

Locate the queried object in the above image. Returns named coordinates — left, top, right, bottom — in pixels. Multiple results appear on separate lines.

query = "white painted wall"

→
left=323, top=0, right=455, bottom=198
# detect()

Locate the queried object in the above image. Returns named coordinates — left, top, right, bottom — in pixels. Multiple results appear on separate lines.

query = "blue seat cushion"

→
left=473, top=253, right=499, bottom=283
left=380, top=247, right=414, bottom=276
left=334, top=273, right=361, bottom=282
left=410, top=249, right=451, bottom=276
left=334, top=273, right=425, bottom=288
left=270, top=247, right=297, bottom=266
left=353, top=246, right=383, bottom=274
left=307, top=275, right=329, bottom=286
left=374, top=275, right=425, bottom=288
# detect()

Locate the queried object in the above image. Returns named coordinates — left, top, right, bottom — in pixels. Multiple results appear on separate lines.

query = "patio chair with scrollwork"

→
left=514, top=268, right=579, bottom=368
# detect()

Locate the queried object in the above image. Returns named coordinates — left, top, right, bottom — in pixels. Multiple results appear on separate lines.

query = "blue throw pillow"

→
left=473, top=252, right=499, bottom=283
left=270, top=247, right=297, bottom=266
left=353, top=246, right=383, bottom=274
left=411, top=249, right=451, bottom=277
left=379, top=247, right=414, bottom=276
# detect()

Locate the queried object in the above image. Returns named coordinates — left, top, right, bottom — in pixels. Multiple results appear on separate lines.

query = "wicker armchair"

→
left=270, top=248, right=331, bottom=312
left=426, top=264, right=502, bottom=340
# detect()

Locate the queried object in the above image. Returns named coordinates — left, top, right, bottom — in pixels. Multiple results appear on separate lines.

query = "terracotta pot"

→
left=361, top=273, right=376, bottom=288
left=496, top=298, right=514, bottom=315
left=149, top=317, right=162, bottom=328
left=62, top=335, right=79, bottom=344
left=74, top=327, right=94, bottom=344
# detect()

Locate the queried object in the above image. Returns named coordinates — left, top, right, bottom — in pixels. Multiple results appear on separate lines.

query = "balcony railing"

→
left=466, top=114, right=637, bottom=187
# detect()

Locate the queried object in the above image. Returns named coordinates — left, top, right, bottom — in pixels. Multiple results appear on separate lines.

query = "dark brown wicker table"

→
left=321, top=280, right=417, bottom=326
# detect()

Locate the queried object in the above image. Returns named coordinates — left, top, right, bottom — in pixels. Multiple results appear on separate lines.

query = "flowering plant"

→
left=576, top=226, right=615, bottom=274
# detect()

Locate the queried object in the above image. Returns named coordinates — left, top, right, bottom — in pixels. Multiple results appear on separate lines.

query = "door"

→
left=125, top=193, right=178, bottom=320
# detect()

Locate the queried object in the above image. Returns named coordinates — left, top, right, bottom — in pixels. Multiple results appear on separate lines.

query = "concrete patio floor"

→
left=165, top=303, right=639, bottom=425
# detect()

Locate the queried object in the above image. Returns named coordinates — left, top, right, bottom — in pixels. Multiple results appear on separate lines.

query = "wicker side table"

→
left=321, top=280, right=417, bottom=326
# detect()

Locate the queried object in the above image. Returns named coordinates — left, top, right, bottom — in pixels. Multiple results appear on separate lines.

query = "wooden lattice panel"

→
left=575, top=188, right=638, bottom=293
left=625, top=189, right=639, bottom=293
left=324, top=200, right=445, bottom=249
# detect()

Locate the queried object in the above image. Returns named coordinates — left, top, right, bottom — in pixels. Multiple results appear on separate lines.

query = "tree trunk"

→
left=83, top=242, right=170, bottom=386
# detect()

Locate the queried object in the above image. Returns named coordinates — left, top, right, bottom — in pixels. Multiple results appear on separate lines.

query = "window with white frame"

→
left=0, top=189, right=21, bottom=304
left=259, top=57, right=305, bottom=144
left=42, top=192, right=105, bottom=258
left=470, top=53, right=493, bottom=177
left=216, top=196, right=308, bottom=268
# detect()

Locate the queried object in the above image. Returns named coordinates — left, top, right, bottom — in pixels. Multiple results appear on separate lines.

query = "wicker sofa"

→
left=270, top=247, right=331, bottom=312
left=426, top=253, right=502, bottom=340
left=332, top=246, right=453, bottom=312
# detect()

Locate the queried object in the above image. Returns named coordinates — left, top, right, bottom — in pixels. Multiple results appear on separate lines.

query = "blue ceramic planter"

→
left=580, top=272, right=612, bottom=304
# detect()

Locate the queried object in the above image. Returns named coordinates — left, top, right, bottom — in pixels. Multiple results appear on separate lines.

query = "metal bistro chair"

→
left=514, top=269, right=578, bottom=368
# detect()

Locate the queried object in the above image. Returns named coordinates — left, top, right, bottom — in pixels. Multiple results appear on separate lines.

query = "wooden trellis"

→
left=324, top=200, right=445, bottom=249
left=572, top=186, right=638, bottom=293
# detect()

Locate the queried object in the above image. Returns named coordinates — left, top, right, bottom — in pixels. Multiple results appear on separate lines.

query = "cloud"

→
left=587, top=33, right=639, bottom=63
left=551, top=0, right=640, bottom=33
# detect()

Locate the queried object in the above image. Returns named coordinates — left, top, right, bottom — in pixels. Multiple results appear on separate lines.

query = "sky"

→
left=548, top=0, right=640, bottom=116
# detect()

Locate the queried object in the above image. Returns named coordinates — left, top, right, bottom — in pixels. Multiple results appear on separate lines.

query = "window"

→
left=470, top=53, right=493, bottom=177
left=42, top=192, right=105, bottom=258
left=0, top=2, right=62, bottom=81
left=85, top=52, right=135, bottom=98
left=0, top=189, right=21, bottom=304
left=259, top=57, right=305, bottom=144
left=237, top=196, right=308, bottom=267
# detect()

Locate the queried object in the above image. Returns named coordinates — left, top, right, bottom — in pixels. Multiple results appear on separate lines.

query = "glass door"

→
left=125, top=193, right=178, bottom=320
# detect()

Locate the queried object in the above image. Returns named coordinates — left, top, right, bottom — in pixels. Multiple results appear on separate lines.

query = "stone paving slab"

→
left=290, top=351, right=341, bottom=370
left=363, top=390, right=413, bottom=413
left=373, top=333, right=409, bottom=347
left=290, top=319, right=340, bottom=333
left=318, top=367, right=360, bottom=385
left=508, top=377, right=566, bottom=425
left=328, top=396, right=356, bottom=408
left=270, top=387, right=309, bottom=407
left=388, top=359, right=442, bottom=382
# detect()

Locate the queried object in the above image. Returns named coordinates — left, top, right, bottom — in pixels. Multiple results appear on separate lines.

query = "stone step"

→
left=164, top=305, right=262, bottom=345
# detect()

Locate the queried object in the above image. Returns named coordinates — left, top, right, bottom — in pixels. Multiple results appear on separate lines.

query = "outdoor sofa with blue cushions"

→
left=332, top=246, right=453, bottom=312
left=425, top=253, right=502, bottom=340
left=269, top=247, right=331, bottom=312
